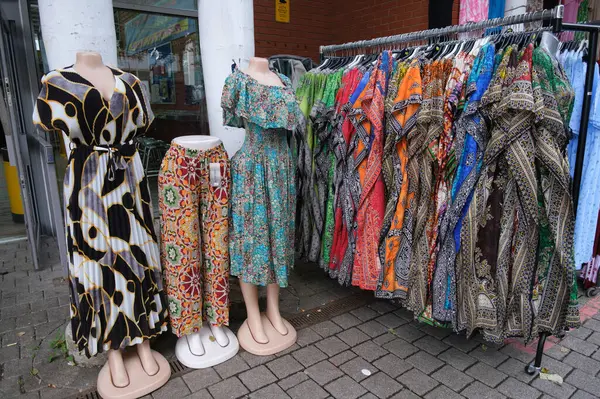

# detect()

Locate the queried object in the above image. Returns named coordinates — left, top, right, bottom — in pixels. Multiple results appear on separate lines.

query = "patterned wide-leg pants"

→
left=158, top=141, right=230, bottom=337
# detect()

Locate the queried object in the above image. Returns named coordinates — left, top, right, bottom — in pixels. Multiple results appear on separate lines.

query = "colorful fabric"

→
left=158, top=142, right=230, bottom=337
left=350, top=52, right=393, bottom=291
left=459, top=0, right=489, bottom=24
left=33, top=66, right=168, bottom=357
left=221, top=69, right=304, bottom=287
left=377, top=60, right=422, bottom=299
left=328, top=69, right=364, bottom=285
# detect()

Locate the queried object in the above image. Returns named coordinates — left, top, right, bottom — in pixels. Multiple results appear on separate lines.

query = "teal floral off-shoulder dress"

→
left=221, top=69, right=304, bottom=287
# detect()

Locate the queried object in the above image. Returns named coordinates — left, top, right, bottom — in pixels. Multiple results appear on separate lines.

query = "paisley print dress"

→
left=33, top=66, right=168, bottom=357
left=221, top=69, right=304, bottom=287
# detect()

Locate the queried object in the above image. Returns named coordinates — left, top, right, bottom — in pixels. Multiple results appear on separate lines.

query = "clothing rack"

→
left=318, top=5, right=600, bottom=377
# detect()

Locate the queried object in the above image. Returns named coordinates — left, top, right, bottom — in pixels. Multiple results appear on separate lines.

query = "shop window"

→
left=116, top=0, right=197, bottom=12
left=114, top=9, right=209, bottom=143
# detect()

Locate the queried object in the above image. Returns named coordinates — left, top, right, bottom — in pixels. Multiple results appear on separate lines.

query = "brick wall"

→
left=254, top=0, right=459, bottom=62
left=253, top=0, right=335, bottom=61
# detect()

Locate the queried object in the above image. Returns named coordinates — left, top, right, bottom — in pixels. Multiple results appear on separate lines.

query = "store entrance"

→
left=0, top=13, right=40, bottom=264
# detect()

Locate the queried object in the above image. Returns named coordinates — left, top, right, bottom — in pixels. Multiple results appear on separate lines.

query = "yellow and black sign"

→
left=275, top=0, right=290, bottom=23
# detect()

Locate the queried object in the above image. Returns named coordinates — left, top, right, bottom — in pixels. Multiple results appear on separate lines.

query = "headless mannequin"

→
left=74, top=52, right=169, bottom=396
left=171, top=135, right=230, bottom=355
left=243, top=57, right=284, bottom=88
left=73, top=52, right=116, bottom=101
left=236, top=57, right=296, bottom=354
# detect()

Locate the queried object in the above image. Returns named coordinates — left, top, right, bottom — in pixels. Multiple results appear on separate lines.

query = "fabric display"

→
left=220, top=68, right=304, bottom=288
left=560, top=45, right=600, bottom=271
left=296, top=39, right=581, bottom=343
left=33, top=67, right=169, bottom=357
left=158, top=142, right=230, bottom=337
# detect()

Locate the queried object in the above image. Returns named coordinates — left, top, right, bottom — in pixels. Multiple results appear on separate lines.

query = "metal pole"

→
left=570, top=28, right=598, bottom=213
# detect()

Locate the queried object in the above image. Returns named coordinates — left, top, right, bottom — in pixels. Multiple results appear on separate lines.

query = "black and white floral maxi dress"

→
left=33, top=66, right=169, bottom=357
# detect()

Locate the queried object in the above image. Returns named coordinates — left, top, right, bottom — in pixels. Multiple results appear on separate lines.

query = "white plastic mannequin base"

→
left=237, top=313, right=297, bottom=356
left=172, top=135, right=221, bottom=150
left=97, top=350, right=170, bottom=399
left=175, top=327, right=239, bottom=368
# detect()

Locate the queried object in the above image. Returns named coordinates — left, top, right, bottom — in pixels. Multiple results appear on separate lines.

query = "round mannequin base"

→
left=237, top=313, right=297, bottom=356
left=175, top=327, right=239, bottom=369
left=97, top=349, right=170, bottom=399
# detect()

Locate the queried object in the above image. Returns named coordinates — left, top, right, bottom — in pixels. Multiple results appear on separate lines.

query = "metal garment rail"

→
left=316, top=5, right=600, bottom=378
left=320, top=5, right=564, bottom=57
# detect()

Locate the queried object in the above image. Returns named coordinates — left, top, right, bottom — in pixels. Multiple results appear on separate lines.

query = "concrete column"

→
left=505, top=0, right=527, bottom=17
left=38, top=0, right=117, bottom=69
left=37, top=0, right=118, bottom=148
left=198, top=0, right=255, bottom=157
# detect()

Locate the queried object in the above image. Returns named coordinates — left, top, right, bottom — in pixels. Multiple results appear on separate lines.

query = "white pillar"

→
left=37, top=0, right=118, bottom=148
left=198, top=0, right=255, bottom=157
left=505, top=0, right=527, bottom=17
left=38, top=0, right=117, bottom=69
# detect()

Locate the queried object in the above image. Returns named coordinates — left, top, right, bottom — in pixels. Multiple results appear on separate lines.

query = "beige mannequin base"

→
left=238, top=313, right=297, bottom=356
left=97, top=350, right=171, bottom=399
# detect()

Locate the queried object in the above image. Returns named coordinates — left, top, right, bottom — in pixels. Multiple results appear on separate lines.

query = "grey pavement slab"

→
left=465, top=362, right=508, bottom=388
left=288, top=379, right=329, bottom=399
left=382, top=338, right=419, bottom=359
left=208, top=376, right=249, bottom=399
left=397, top=368, right=439, bottom=396
left=353, top=340, right=389, bottom=362
left=325, top=375, right=367, bottom=399
left=267, top=354, right=303, bottom=379
left=405, top=350, right=445, bottom=374
left=431, top=365, right=474, bottom=392
left=424, top=384, right=464, bottom=399
left=340, top=356, right=378, bottom=382
left=292, top=344, right=328, bottom=367
left=413, top=335, right=450, bottom=356
left=330, top=350, right=358, bottom=366
left=238, top=365, right=277, bottom=391
left=338, top=327, right=370, bottom=347
left=249, top=383, right=291, bottom=399
left=497, top=377, right=542, bottom=399
left=357, top=320, right=389, bottom=338
left=361, top=372, right=403, bottom=398
left=372, top=353, right=412, bottom=378
left=3, top=239, right=600, bottom=399
left=305, top=360, right=344, bottom=385
left=437, top=347, right=477, bottom=371
left=278, top=371, right=309, bottom=390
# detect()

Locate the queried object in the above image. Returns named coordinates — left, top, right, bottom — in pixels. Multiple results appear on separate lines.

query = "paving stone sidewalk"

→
left=2, top=238, right=600, bottom=399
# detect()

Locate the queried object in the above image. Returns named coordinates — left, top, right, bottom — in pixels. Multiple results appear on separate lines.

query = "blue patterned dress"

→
left=221, top=69, right=304, bottom=287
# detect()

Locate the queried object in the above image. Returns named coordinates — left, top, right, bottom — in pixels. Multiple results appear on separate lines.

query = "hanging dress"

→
left=32, top=66, right=169, bottom=357
left=377, top=60, right=422, bottom=299
left=350, top=52, right=393, bottom=291
left=221, top=69, right=304, bottom=287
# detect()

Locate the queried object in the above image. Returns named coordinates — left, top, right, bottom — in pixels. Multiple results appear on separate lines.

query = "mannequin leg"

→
left=137, top=340, right=159, bottom=376
left=108, top=349, right=129, bottom=388
left=240, top=281, right=269, bottom=343
left=210, top=325, right=230, bottom=347
left=187, top=333, right=206, bottom=356
left=266, top=283, right=288, bottom=335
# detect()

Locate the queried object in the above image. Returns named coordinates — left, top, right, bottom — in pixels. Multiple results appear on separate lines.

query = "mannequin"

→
left=71, top=51, right=171, bottom=399
left=243, top=57, right=285, bottom=87
left=169, top=135, right=239, bottom=368
left=233, top=57, right=297, bottom=355
left=73, top=52, right=116, bottom=100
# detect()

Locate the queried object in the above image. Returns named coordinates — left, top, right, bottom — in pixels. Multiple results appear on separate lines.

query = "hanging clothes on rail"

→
left=297, top=28, right=580, bottom=343
left=560, top=45, right=600, bottom=270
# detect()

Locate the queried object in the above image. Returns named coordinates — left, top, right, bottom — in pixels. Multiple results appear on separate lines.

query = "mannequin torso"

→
left=243, top=57, right=284, bottom=87
left=173, top=135, right=222, bottom=151
left=73, top=52, right=116, bottom=101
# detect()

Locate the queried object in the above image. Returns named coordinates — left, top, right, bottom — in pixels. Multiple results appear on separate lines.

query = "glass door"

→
left=0, top=14, right=40, bottom=268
